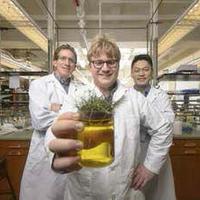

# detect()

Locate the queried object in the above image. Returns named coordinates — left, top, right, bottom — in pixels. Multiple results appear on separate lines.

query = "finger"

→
left=133, top=176, right=144, bottom=190
left=58, top=112, right=80, bottom=120
left=49, top=138, right=83, bottom=153
left=132, top=178, right=139, bottom=189
left=132, top=173, right=141, bottom=188
left=132, top=171, right=144, bottom=190
left=133, top=168, right=139, bottom=177
left=52, top=120, right=84, bottom=138
left=52, top=156, right=81, bottom=172
left=132, top=167, right=141, bottom=183
left=140, top=179, right=147, bottom=189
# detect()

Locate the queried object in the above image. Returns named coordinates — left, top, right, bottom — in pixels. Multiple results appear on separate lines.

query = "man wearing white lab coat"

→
left=20, top=44, right=81, bottom=200
left=131, top=54, right=176, bottom=200
left=44, top=35, right=173, bottom=200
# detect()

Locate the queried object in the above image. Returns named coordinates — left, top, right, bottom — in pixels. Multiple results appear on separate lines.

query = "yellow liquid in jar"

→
left=78, top=122, right=114, bottom=167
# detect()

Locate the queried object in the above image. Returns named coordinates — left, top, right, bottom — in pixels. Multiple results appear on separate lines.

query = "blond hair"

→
left=87, top=34, right=121, bottom=62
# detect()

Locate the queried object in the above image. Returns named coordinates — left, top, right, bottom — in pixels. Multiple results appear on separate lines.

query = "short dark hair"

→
left=53, top=44, right=77, bottom=64
left=131, top=54, right=153, bottom=70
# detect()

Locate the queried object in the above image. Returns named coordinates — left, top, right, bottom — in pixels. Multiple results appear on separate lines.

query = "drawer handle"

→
left=8, top=144, right=22, bottom=148
left=184, top=143, right=197, bottom=147
left=8, top=151, right=22, bottom=156
left=8, top=144, right=28, bottom=149
left=184, top=150, right=197, bottom=155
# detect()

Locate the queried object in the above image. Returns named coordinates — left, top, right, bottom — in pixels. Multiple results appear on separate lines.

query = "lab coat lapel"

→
left=147, top=86, right=160, bottom=103
left=86, top=81, right=103, bottom=97
left=46, top=74, right=67, bottom=104
left=112, top=81, right=127, bottom=103
left=67, top=80, right=79, bottom=96
left=50, top=74, right=66, bottom=95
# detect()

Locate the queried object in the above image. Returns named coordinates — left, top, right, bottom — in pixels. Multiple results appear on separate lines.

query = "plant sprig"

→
left=76, top=93, right=114, bottom=114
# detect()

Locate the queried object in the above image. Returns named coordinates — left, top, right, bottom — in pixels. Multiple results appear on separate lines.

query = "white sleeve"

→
left=152, top=90, right=175, bottom=123
left=44, top=96, right=78, bottom=167
left=147, top=90, right=175, bottom=137
left=44, top=86, right=93, bottom=167
left=44, top=125, right=57, bottom=166
left=29, top=79, right=58, bottom=131
left=136, top=94, right=173, bottom=174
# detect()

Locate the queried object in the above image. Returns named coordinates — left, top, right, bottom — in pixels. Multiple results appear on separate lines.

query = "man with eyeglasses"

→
left=20, top=44, right=82, bottom=200
left=44, top=35, right=173, bottom=200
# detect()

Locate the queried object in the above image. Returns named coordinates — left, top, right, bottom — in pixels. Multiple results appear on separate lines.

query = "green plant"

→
left=75, top=92, right=122, bottom=119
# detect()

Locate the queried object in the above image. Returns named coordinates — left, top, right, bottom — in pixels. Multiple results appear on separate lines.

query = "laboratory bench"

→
left=170, top=130, right=200, bottom=200
left=0, top=129, right=32, bottom=200
left=0, top=128, right=200, bottom=200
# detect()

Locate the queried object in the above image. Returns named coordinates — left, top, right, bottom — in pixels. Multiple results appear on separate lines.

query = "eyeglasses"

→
left=58, top=56, right=76, bottom=65
left=91, top=59, right=118, bottom=69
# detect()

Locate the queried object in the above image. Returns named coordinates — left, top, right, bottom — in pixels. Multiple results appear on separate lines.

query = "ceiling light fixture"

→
left=158, top=0, right=200, bottom=56
left=0, top=0, right=48, bottom=52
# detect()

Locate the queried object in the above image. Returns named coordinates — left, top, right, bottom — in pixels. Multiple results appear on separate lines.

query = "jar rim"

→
left=80, top=111, right=113, bottom=121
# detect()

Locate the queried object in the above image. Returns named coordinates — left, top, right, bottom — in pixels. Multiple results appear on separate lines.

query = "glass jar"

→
left=78, top=112, right=114, bottom=167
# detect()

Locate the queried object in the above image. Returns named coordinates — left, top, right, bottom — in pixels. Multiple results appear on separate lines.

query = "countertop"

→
left=0, top=128, right=32, bottom=140
left=0, top=127, right=199, bottom=140
left=173, top=129, right=200, bottom=139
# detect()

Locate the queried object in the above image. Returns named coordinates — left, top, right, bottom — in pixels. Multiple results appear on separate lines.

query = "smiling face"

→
left=131, top=60, right=152, bottom=88
left=89, top=52, right=119, bottom=92
left=53, top=49, right=76, bottom=79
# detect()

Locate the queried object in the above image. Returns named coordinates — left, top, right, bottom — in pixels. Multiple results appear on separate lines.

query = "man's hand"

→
left=52, top=112, right=83, bottom=138
left=49, top=138, right=83, bottom=172
left=131, top=164, right=155, bottom=190
left=49, top=112, right=84, bottom=173
left=50, top=103, right=62, bottom=112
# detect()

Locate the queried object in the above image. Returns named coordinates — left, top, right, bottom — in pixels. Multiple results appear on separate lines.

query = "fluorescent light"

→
left=158, top=0, right=200, bottom=56
left=0, top=0, right=48, bottom=52
left=184, top=2, right=200, bottom=21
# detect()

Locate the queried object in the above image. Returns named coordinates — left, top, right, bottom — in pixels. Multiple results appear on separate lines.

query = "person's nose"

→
left=64, top=58, right=70, bottom=66
left=101, top=62, right=110, bottom=71
left=138, top=69, right=145, bottom=76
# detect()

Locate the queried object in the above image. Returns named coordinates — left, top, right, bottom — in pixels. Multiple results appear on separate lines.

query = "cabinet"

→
left=0, top=140, right=30, bottom=200
left=158, top=72, right=200, bottom=199
left=170, top=138, right=200, bottom=200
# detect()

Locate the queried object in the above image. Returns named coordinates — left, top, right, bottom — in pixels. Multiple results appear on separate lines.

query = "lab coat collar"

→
left=49, top=73, right=67, bottom=94
left=46, top=73, right=78, bottom=95
left=88, top=80, right=127, bottom=103
left=113, top=81, right=127, bottom=103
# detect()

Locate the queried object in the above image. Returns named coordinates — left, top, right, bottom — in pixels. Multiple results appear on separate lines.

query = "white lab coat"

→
left=140, top=86, right=176, bottom=200
left=20, top=74, right=81, bottom=200
left=45, top=83, right=173, bottom=200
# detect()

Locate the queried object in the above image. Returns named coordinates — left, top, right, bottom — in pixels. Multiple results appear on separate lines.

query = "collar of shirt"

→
left=54, top=73, right=71, bottom=86
left=144, top=85, right=151, bottom=97
left=134, top=85, right=151, bottom=97
left=54, top=73, right=71, bottom=93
